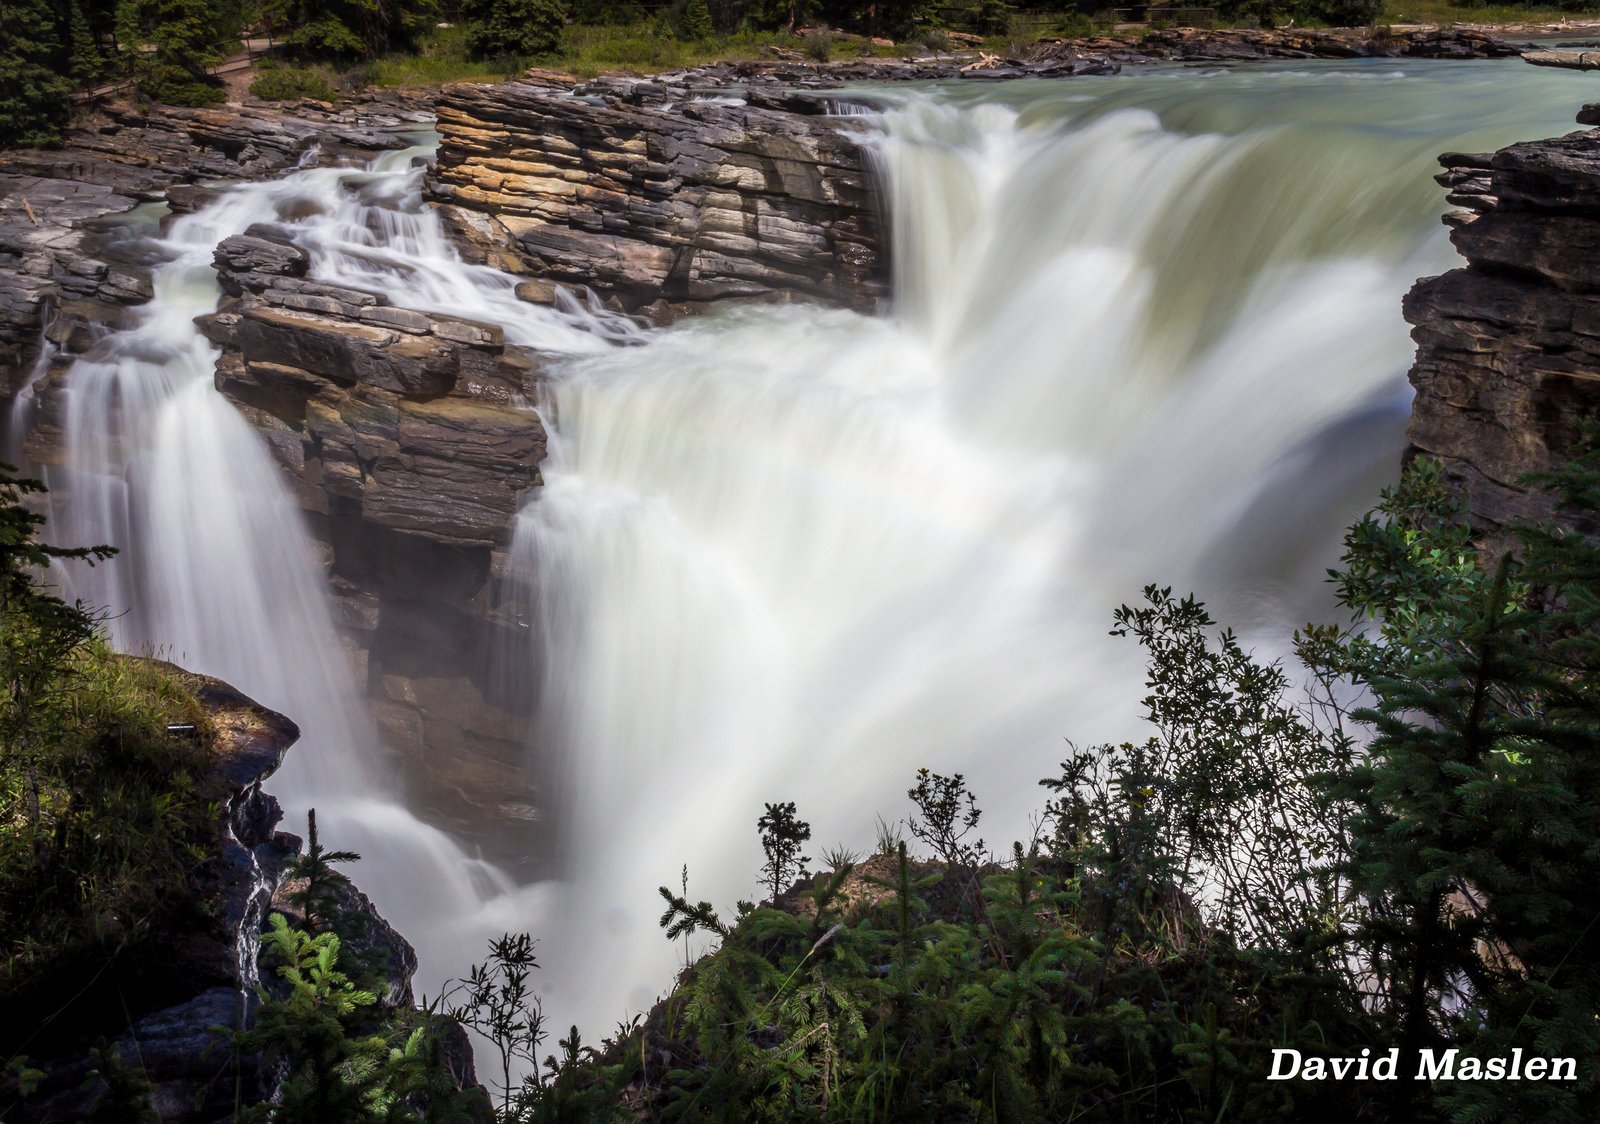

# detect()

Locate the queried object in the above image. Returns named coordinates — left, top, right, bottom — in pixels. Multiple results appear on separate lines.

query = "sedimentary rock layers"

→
left=201, top=230, right=547, bottom=851
left=0, top=95, right=428, bottom=395
left=427, top=78, right=886, bottom=311
left=1406, top=111, right=1600, bottom=543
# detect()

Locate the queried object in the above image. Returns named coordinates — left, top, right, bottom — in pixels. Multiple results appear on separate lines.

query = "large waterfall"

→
left=19, top=59, right=1583, bottom=1048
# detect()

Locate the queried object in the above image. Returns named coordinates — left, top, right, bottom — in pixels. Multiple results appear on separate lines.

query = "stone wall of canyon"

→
left=1406, top=103, right=1600, bottom=547
left=427, top=76, right=886, bottom=314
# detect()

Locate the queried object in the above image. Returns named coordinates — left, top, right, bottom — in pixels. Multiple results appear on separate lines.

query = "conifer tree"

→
left=285, top=807, right=361, bottom=930
left=463, top=0, right=567, bottom=58
left=68, top=1, right=102, bottom=85
left=262, top=0, right=440, bottom=60
left=679, top=0, right=714, bottom=40
left=1313, top=455, right=1600, bottom=1119
left=0, top=0, right=71, bottom=147
left=112, top=0, right=141, bottom=62
left=139, top=0, right=228, bottom=105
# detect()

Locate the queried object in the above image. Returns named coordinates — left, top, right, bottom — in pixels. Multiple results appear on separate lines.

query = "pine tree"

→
left=284, top=807, right=361, bottom=930
left=463, top=0, right=566, bottom=59
left=139, top=0, right=228, bottom=105
left=757, top=800, right=811, bottom=900
left=68, top=1, right=102, bottom=85
left=1314, top=455, right=1600, bottom=1119
left=112, top=0, right=142, bottom=77
left=0, top=0, right=72, bottom=147
left=262, top=0, right=440, bottom=60
left=679, top=0, right=714, bottom=40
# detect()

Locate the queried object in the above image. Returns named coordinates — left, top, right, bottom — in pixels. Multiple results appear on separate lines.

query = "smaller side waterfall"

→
left=32, top=146, right=629, bottom=1001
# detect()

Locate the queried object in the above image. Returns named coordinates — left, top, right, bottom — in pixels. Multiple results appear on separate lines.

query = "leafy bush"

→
left=249, top=61, right=338, bottom=101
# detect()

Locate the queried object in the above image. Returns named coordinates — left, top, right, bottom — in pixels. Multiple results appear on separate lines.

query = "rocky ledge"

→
left=0, top=94, right=430, bottom=394
left=1079, top=25, right=1519, bottom=62
left=1405, top=104, right=1600, bottom=547
left=194, top=225, right=549, bottom=864
left=427, top=76, right=886, bottom=312
left=9, top=669, right=476, bottom=1122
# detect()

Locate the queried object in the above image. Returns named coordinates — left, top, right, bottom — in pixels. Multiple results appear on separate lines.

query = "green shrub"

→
left=678, top=0, right=716, bottom=39
left=464, top=0, right=567, bottom=58
left=250, top=61, right=338, bottom=100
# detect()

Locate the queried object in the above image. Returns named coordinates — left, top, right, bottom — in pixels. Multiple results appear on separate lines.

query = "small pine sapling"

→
left=757, top=801, right=812, bottom=901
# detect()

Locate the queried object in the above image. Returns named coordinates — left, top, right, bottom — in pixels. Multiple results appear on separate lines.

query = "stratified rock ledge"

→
left=427, top=77, right=886, bottom=311
left=1406, top=107, right=1600, bottom=547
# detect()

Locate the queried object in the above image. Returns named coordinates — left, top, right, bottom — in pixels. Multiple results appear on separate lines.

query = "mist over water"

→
left=16, top=58, right=1586, bottom=1054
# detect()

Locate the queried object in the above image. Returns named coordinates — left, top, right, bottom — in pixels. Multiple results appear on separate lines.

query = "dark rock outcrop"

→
left=1405, top=110, right=1600, bottom=547
left=7, top=668, right=484, bottom=1122
left=10, top=670, right=296, bottom=1122
left=204, top=228, right=548, bottom=859
left=427, top=77, right=886, bottom=311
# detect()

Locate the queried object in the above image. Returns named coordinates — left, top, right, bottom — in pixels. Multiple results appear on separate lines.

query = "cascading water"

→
left=499, top=61, right=1588, bottom=1034
left=34, top=145, right=626, bottom=992
left=14, top=57, right=1587, bottom=1065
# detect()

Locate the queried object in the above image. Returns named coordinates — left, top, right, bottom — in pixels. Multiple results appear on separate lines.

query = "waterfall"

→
left=17, top=59, right=1582, bottom=1059
left=34, top=146, right=622, bottom=993
left=500, top=64, right=1583, bottom=1033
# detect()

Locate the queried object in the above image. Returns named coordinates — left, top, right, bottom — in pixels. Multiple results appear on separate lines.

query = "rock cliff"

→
left=7, top=668, right=478, bottom=1123
left=199, top=226, right=548, bottom=854
left=427, top=76, right=886, bottom=312
left=0, top=95, right=429, bottom=395
left=1405, top=105, right=1600, bottom=546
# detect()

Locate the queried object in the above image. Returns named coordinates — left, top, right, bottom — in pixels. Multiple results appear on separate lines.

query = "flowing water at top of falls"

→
left=16, top=58, right=1588, bottom=1054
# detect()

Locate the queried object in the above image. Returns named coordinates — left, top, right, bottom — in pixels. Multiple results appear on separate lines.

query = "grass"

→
left=0, top=635, right=218, bottom=1055
left=251, top=58, right=340, bottom=101
left=1375, top=1, right=1600, bottom=24
left=340, top=22, right=904, bottom=89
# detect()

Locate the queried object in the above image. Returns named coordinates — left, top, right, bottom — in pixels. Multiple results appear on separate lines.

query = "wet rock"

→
left=1523, top=48, right=1600, bottom=70
left=214, top=228, right=311, bottom=291
left=1405, top=109, right=1600, bottom=550
left=0, top=92, right=432, bottom=402
left=427, top=77, right=887, bottom=310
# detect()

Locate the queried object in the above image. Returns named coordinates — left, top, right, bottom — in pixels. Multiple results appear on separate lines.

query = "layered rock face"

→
left=1405, top=107, right=1600, bottom=545
left=0, top=96, right=428, bottom=395
left=4, top=80, right=890, bottom=871
left=427, top=77, right=886, bottom=312
left=202, top=229, right=547, bottom=855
